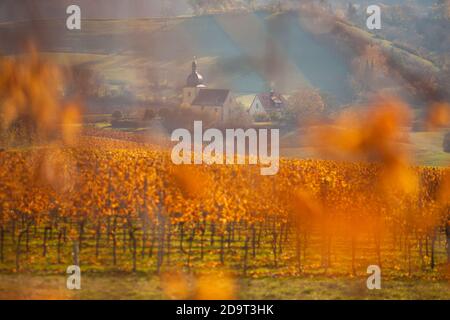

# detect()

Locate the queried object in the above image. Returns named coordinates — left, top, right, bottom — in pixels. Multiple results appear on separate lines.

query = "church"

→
left=182, top=59, right=235, bottom=123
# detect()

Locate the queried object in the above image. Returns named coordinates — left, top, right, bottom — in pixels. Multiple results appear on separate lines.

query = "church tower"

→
left=182, top=58, right=205, bottom=106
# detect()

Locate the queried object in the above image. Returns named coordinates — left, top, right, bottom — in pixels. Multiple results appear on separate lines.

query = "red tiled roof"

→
left=256, top=92, right=286, bottom=110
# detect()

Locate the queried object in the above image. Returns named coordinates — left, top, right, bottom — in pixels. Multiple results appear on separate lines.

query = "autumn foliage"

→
left=1, top=46, right=450, bottom=301
left=0, top=135, right=449, bottom=282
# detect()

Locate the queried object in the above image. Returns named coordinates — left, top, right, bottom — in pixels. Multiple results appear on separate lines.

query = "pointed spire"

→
left=192, top=56, right=197, bottom=72
left=187, top=56, right=204, bottom=87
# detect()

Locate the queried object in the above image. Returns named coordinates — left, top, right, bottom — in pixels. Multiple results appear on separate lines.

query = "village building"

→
left=182, top=58, right=286, bottom=123
left=182, top=59, right=235, bottom=123
left=247, top=90, right=287, bottom=117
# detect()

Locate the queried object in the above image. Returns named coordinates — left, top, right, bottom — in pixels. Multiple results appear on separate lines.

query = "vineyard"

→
left=0, top=6, right=450, bottom=300
left=1, top=136, right=449, bottom=279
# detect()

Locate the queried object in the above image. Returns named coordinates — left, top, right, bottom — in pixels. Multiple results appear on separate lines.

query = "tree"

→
left=0, top=49, right=80, bottom=146
left=69, top=64, right=101, bottom=98
left=187, top=0, right=241, bottom=15
left=434, top=0, right=450, bottom=20
left=158, top=108, right=172, bottom=120
left=187, top=0, right=202, bottom=15
left=244, top=0, right=256, bottom=11
left=112, top=110, right=123, bottom=121
left=254, top=113, right=271, bottom=122
left=444, top=132, right=450, bottom=153
left=285, top=88, right=326, bottom=125
left=143, top=109, right=156, bottom=121
left=346, top=2, right=357, bottom=22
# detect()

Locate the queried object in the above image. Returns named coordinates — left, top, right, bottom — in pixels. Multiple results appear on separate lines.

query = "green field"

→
left=280, top=128, right=450, bottom=167
left=1, top=273, right=449, bottom=300
left=409, top=131, right=450, bottom=166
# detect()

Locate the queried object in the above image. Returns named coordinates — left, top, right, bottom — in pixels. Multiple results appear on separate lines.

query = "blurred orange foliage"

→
left=0, top=44, right=81, bottom=146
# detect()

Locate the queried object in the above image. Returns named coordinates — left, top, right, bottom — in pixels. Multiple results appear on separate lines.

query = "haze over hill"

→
left=0, top=0, right=435, bottom=22
left=0, top=0, right=191, bottom=22
left=0, top=2, right=448, bottom=165
left=0, top=11, right=355, bottom=102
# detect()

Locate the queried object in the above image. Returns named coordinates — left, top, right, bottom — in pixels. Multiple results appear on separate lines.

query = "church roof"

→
left=192, top=89, right=230, bottom=107
left=186, top=59, right=204, bottom=87
left=187, top=71, right=204, bottom=87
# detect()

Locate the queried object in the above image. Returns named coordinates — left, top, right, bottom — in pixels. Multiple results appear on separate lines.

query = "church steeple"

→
left=192, top=57, right=197, bottom=72
left=186, top=57, right=204, bottom=87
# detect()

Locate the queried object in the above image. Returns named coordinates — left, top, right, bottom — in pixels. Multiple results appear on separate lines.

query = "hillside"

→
left=0, top=0, right=191, bottom=22
left=1, top=10, right=442, bottom=104
left=0, top=12, right=355, bottom=102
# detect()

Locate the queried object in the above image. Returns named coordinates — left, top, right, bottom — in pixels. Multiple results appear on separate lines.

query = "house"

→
left=247, top=90, right=287, bottom=117
left=182, top=59, right=234, bottom=123
left=190, top=88, right=233, bottom=122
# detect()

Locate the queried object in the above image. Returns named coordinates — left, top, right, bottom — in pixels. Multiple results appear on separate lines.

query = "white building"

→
left=182, top=59, right=235, bottom=123
left=247, top=90, right=287, bottom=117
